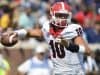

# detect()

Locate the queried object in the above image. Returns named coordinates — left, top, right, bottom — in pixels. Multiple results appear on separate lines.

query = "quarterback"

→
left=1, top=2, right=91, bottom=75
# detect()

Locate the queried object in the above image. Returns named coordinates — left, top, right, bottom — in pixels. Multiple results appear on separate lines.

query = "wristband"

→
left=14, top=29, right=27, bottom=38
left=66, top=43, right=85, bottom=53
left=66, top=43, right=79, bottom=52
left=79, top=45, right=85, bottom=53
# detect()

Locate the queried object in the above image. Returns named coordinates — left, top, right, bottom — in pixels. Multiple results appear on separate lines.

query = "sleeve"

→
left=61, top=24, right=84, bottom=40
left=69, top=24, right=84, bottom=39
left=74, top=25, right=83, bottom=37
left=17, top=60, right=30, bottom=74
left=41, top=21, right=49, bottom=33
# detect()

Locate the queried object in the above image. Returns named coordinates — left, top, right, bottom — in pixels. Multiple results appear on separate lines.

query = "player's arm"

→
left=60, top=26, right=91, bottom=55
left=0, top=28, right=43, bottom=47
left=15, top=28, right=43, bottom=38
left=60, top=36, right=91, bottom=55
left=73, top=36, right=91, bottom=55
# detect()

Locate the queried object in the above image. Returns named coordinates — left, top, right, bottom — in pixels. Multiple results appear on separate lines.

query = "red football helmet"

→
left=50, top=2, right=72, bottom=28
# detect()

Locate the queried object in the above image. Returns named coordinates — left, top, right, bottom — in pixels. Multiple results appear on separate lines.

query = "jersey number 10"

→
left=49, top=40, right=65, bottom=58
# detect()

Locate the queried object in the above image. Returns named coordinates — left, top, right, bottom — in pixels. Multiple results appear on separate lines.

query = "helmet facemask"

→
left=50, top=11, right=72, bottom=28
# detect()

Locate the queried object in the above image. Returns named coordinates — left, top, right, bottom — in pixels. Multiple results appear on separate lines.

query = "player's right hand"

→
left=0, top=31, right=18, bottom=47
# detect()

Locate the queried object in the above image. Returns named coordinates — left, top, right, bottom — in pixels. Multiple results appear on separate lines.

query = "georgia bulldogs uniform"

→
left=42, top=21, right=84, bottom=74
left=0, top=2, right=85, bottom=75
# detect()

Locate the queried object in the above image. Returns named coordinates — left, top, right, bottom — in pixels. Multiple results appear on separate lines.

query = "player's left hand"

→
left=56, top=37, right=70, bottom=47
left=60, top=37, right=70, bottom=47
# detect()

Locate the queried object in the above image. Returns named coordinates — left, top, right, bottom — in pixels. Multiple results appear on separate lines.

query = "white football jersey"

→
left=42, top=22, right=83, bottom=73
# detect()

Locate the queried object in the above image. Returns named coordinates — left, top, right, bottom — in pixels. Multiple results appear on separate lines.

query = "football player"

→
left=1, top=2, right=91, bottom=75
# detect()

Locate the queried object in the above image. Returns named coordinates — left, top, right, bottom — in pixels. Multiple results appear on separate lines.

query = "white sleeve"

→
left=61, top=24, right=83, bottom=40
left=14, top=29, right=27, bottom=38
left=17, top=60, right=30, bottom=73
left=41, top=21, right=49, bottom=33
left=72, top=24, right=83, bottom=36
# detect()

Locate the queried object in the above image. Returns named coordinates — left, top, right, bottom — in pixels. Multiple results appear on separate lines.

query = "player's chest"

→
left=43, top=28, right=75, bottom=43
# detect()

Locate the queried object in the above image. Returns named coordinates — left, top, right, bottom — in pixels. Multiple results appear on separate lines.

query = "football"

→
left=0, top=32, right=18, bottom=47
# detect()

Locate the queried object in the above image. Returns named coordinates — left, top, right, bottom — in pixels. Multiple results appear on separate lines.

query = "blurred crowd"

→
left=0, top=0, right=100, bottom=75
